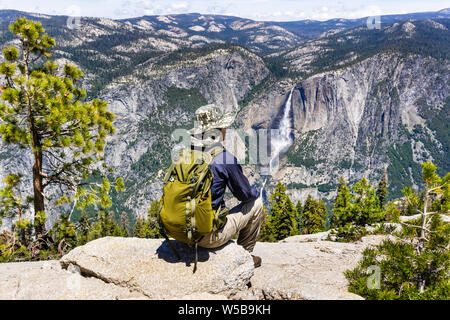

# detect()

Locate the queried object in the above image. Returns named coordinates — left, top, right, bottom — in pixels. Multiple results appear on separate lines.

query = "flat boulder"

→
left=0, top=260, right=146, bottom=300
left=60, top=237, right=254, bottom=299
left=243, top=235, right=391, bottom=300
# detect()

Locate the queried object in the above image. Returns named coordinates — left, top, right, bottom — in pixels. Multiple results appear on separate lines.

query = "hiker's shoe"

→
left=252, top=255, right=262, bottom=268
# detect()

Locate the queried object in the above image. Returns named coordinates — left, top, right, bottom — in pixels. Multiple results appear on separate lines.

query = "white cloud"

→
left=171, top=2, right=188, bottom=10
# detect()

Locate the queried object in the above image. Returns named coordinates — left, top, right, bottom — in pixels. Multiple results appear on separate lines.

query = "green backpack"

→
left=158, top=146, right=228, bottom=272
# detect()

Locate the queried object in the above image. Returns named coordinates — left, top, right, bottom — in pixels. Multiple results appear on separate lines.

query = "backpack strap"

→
left=193, top=242, right=199, bottom=273
left=186, top=196, right=197, bottom=244
left=209, top=145, right=225, bottom=159
left=159, top=224, right=181, bottom=261
left=192, top=146, right=225, bottom=196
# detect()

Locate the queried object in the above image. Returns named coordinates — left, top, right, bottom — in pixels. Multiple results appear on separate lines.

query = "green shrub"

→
left=345, top=215, right=449, bottom=299
left=330, top=177, right=385, bottom=241
left=345, top=162, right=449, bottom=299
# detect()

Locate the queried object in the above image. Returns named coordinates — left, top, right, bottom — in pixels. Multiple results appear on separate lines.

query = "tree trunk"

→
left=22, top=44, right=46, bottom=237
left=22, top=47, right=46, bottom=236
left=417, top=189, right=429, bottom=293
left=33, top=148, right=45, bottom=237
left=418, top=190, right=429, bottom=254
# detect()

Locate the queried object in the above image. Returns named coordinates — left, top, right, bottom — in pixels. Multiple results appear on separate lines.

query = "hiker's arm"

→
left=225, top=163, right=260, bottom=203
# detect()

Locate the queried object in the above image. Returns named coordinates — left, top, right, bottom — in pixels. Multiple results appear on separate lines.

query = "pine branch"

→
left=400, top=221, right=437, bottom=234
left=30, top=52, right=43, bottom=65
left=428, top=184, right=445, bottom=194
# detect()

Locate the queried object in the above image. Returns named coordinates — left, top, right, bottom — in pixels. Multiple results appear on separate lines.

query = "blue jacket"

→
left=210, top=150, right=260, bottom=210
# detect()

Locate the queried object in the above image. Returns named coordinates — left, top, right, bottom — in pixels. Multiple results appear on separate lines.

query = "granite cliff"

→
left=0, top=9, right=449, bottom=227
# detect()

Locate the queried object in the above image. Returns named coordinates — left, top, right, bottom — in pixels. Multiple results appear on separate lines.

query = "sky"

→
left=0, top=0, right=448, bottom=21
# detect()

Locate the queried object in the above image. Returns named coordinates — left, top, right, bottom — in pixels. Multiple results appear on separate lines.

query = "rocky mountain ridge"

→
left=0, top=9, right=449, bottom=227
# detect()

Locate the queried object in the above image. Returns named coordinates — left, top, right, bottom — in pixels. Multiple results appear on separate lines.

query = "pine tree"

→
left=148, top=199, right=162, bottom=238
left=76, top=212, right=91, bottom=245
left=49, top=213, right=77, bottom=255
left=87, top=211, right=126, bottom=241
left=376, top=168, right=389, bottom=209
left=300, top=195, right=328, bottom=234
left=331, top=176, right=353, bottom=228
left=337, top=175, right=347, bottom=191
left=257, top=204, right=273, bottom=242
left=0, top=18, right=123, bottom=237
left=414, top=162, right=449, bottom=259
left=261, top=182, right=298, bottom=241
left=0, top=174, right=34, bottom=246
left=346, top=162, right=449, bottom=299
left=400, top=186, right=424, bottom=216
left=295, top=200, right=303, bottom=231
left=295, top=201, right=303, bottom=216
left=352, top=178, right=385, bottom=226
left=14, top=218, right=33, bottom=247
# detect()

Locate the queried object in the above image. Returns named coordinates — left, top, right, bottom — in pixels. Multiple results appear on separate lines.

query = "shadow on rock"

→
left=157, top=239, right=234, bottom=267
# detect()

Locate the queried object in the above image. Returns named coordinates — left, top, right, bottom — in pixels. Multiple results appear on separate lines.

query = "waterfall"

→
left=269, top=87, right=295, bottom=174
left=260, top=87, right=295, bottom=196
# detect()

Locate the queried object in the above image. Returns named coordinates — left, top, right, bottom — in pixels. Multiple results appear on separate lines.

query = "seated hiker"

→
left=159, top=104, right=264, bottom=270
left=187, top=105, right=264, bottom=268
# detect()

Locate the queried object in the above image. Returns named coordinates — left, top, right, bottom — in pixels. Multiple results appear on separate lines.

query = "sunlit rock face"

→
left=239, top=52, right=449, bottom=203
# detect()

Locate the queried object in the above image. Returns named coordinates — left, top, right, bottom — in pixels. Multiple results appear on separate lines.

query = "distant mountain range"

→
left=273, top=8, right=450, bottom=39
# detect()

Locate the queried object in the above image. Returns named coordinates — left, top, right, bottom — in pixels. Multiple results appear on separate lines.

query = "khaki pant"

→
left=198, top=197, right=264, bottom=253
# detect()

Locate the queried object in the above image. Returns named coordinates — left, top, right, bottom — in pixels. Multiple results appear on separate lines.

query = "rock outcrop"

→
left=59, top=237, right=254, bottom=299
left=0, top=234, right=393, bottom=300
left=0, top=260, right=147, bottom=300
left=245, top=234, right=390, bottom=300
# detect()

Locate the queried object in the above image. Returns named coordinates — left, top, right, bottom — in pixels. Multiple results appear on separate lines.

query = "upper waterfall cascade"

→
left=260, top=87, right=295, bottom=194
left=269, top=87, right=295, bottom=173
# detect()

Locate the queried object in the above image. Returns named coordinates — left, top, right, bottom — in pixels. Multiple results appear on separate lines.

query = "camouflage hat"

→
left=187, top=104, right=235, bottom=135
